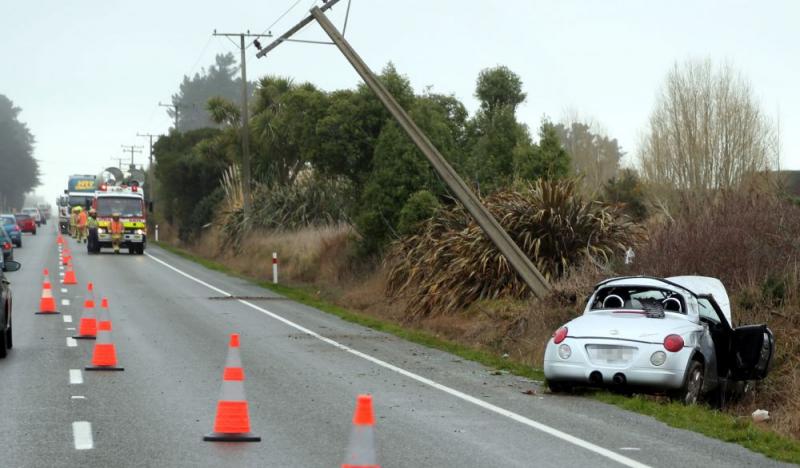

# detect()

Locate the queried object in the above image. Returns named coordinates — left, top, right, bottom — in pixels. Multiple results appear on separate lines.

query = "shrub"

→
left=397, top=190, right=440, bottom=236
left=385, top=178, right=643, bottom=319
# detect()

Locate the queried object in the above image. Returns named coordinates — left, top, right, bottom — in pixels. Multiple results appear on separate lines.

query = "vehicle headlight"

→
left=135, top=229, right=144, bottom=235
left=97, top=228, right=106, bottom=234
left=558, top=344, right=572, bottom=360
left=650, top=351, right=667, bottom=366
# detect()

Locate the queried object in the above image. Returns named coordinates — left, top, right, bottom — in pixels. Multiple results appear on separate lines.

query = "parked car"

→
left=0, top=215, right=22, bottom=247
left=543, top=276, right=774, bottom=404
left=0, top=228, right=13, bottom=263
left=15, top=213, right=36, bottom=235
left=22, top=207, right=43, bottom=226
left=0, top=259, right=20, bottom=357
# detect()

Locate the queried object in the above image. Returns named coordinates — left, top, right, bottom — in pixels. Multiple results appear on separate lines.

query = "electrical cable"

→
left=249, top=0, right=305, bottom=48
left=342, top=0, right=352, bottom=36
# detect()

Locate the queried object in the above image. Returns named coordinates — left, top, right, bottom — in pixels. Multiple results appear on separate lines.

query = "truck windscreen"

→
left=97, top=197, right=143, bottom=217
left=69, top=195, right=93, bottom=208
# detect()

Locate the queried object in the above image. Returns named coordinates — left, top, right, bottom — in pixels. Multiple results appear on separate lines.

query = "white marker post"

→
left=155, top=224, right=159, bottom=242
left=272, top=252, right=278, bottom=284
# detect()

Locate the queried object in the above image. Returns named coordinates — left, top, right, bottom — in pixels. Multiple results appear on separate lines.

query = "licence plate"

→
left=586, top=345, right=636, bottom=364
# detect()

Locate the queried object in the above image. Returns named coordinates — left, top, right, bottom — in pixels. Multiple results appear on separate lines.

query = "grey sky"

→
left=2, top=0, right=798, bottom=200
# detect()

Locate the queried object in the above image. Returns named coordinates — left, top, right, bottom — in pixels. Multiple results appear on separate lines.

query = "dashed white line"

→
left=72, top=421, right=94, bottom=450
left=62, top=299, right=71, bottom=307
left=63, top=315, right=73, bottom=323
left=66, top=337, right=77, bottom=347
left=65, top=327, right=76, bottom=331
left=71, top=395, right=86, bottom=400
left=620, top=448, right=641, bottom=451
left=145, top=251, right=651, bottom=468
left=59, top=265, right=64, bottom=271
left=61, top=288, right=68, bottom=293
left=69, top=369, right=83, bottom=384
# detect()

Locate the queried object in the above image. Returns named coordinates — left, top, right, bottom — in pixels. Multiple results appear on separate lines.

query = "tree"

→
left=553, top=120, right=623, bottom=191
left=638, top=59, right=778, bottom=191
left=0, top=95, right=39, bottom=209
left=169, top=53, right=253, bottom=132
left=464, top=66, right=531, bottom=192
left=603, top=168, right=649, bottom=221
left=514, top=121, right=571, bottom=181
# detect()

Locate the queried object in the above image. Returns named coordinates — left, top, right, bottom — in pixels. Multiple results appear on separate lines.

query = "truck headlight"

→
left=558, top=344, right=572, bottom=360
left=135, top=229, right=144, bottom=235
left=97, top=228, right=106, bottom=234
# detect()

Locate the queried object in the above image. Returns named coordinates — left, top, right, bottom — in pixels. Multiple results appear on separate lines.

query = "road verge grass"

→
left=154, top=241, right=800, bottom=464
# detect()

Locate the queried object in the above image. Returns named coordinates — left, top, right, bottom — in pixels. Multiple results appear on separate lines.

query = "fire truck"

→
left=90, top=182, right=147, bottom=255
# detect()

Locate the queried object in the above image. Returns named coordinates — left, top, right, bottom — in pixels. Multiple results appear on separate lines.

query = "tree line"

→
left=0, top=94, right=39, bottom=210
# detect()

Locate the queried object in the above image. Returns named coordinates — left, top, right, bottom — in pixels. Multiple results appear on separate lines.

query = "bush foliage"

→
left=385, top=178, right=643, bottom=318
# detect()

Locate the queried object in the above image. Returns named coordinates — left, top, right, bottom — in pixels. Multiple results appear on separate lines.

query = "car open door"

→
left=730, top=324, right=774, bottom=380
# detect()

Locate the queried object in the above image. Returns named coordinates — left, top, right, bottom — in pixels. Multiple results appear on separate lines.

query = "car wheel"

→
left=672, top=360, right=704, bottom=405
left=547, top=380, right=573, bottom=394
left=0, top=326, right=7, bottom=358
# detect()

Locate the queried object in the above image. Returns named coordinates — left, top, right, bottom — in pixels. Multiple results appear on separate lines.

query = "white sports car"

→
left=543, top=276, right=774, bottom=403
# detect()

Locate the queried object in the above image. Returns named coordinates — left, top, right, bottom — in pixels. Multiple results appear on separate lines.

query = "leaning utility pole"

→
left=256, top=2, right=551, bottom=298
left=121, top=144, right=143, bottom=168
left=212, top=30, right=272, bottom=222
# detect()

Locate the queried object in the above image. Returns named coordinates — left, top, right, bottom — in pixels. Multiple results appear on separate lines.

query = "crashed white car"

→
left=543, top=276, right=774, bottom=403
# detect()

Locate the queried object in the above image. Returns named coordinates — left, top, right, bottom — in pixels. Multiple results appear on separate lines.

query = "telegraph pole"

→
left=212, top=29, right=272, bottom=222
left=158, top=101, right=188, bottom=132
left=136, top=132, right=161, bottom=168
left=121, top=145, right=144, bottom=168
left=255, top=3, right=551, bottom=298
left=111, top=157, right=127, bottom=170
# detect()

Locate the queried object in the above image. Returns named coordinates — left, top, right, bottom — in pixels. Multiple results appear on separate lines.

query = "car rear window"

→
left=1, top=216, right=16, bottom=225
left=15, top=214, right=31, bottom=220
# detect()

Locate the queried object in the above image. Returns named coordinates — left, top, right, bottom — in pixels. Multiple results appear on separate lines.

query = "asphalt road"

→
left=0, top=225, right=790, bottom=467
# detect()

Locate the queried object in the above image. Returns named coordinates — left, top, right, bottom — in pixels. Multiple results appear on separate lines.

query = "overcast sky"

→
left=2, top=0, right=798, bottom=201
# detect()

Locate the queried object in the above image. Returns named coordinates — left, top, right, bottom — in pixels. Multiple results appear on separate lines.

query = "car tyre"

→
left=0, top=326, right=7, bottom=358
left=671, top=360, right=704, bottom=405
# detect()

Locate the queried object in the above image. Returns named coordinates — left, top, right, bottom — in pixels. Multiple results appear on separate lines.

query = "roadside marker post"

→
left=272, top=252, right=278, bottom=284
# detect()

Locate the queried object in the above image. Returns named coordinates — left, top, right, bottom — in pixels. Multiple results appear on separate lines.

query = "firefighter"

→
left=69, top=206, right=79, bottom=238
left=87, top=208, right=99, bottom=252
left=110, top=212, right=124, bottom=254
left=76, top=206, right=88, bottom=243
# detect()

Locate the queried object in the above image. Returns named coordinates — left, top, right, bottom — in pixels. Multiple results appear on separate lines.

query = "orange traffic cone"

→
left=63, top=263, right=78, bottom=285
left=342, top=395, right=380, bottom=468
left=36, top=270, right=59, bottom=315
left=74, top=283, right=97, bottom=340
left=85, top=298, right=123, bottom=371
left=204, top=334, right=260, bottom=442
left=62, top=248, right=71, bottom=266
left=57, top=234, right=64, bottom=245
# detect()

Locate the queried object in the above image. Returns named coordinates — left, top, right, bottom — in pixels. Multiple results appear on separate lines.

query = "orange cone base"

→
left=73, top=335, right=96, bottom=340
left=35, top=311, right=61, bottom=315
left=203, top=432, right=261, bottom=442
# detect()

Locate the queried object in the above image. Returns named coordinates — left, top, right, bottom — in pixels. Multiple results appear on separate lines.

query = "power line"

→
left=252, top=0, right=305, bottom=48
left=120, top=145, right=144, bottom=168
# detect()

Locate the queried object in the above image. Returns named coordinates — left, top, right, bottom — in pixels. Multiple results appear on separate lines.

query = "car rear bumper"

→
left=543, top=338, right=692, bottom=389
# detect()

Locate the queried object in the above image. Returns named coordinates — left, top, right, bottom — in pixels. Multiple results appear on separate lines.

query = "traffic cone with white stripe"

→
left=73, top=283, right=97, bottom=340
left=342, top=394, right=380, bottom=468
left=57, top=234, right=64, bottom=245
left=204, top=333, right=260, bottom=442
left=36, top=269, right=59, bottom=315
left=62, top=249, right=71, bottom=266
left=85, top=297, right=123, bottom=371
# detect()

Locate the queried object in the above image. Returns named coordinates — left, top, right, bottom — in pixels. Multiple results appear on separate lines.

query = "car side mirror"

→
left=2, top=260, right=21, bottom=272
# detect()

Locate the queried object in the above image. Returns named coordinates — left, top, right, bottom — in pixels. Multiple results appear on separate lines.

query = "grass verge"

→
left=154, top=241, right=800, bottom=464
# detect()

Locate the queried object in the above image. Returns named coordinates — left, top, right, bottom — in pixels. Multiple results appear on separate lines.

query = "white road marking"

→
left=72, top=421, right=93, bottom=450
left=59, top=265, right=64, bottom=271
left=61, top=288, right=68, bottom=293
left=66, top=337, right=77, bottom=347
left=59, top=272, right=65, bottom=277
left=69, top=369, right=83, bottom=384
left=62, top=299, right=71, bottom=306
left=63, top=315, right=73, bottom=323
left=620, top=448, right=641, bottom=451
left=145, top=251, right=650, bottom=468
left=66, top=327, right=76, bottom=331
left=71, top=395, right=86, bottom=400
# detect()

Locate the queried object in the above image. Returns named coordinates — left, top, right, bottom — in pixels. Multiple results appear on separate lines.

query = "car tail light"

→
left=3, top=242, right=10, bottom=250
left=663, top=334, right=684, bottom=352
left=553, top=326, right=568, bottom=344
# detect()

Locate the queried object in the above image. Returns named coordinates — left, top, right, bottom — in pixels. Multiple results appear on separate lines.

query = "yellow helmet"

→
left=76, top=206, right=83, bottom=212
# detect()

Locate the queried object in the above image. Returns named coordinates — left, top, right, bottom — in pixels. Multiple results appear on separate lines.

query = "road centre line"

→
left=72, top=421, right=94, bottom=450
left=145, top=251, right=650, bottom=468
left=63, top=315, right=72, bottom=323
left=69, top=369, right=83, bottom=384
left=66, top=337, right=77, bottom=347
left=62, top=299, right=70, bottom=307
left=61, top=288, right=68, bottom=293
left=71, top=396, right=86, bottom=400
